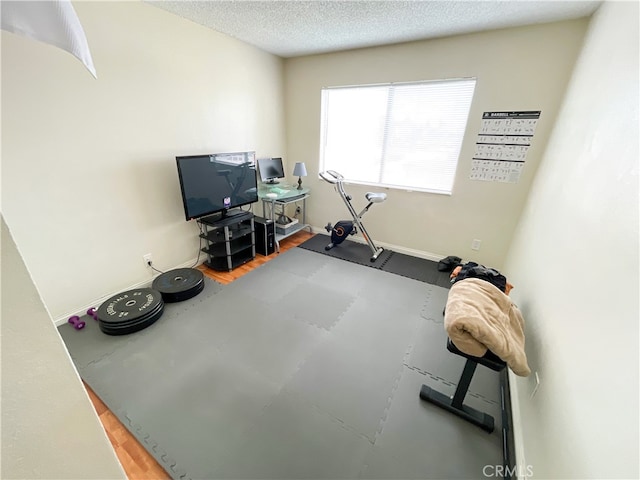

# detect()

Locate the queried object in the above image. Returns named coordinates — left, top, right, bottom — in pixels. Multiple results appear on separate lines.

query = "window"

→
left=319, top=78, right=476, bottom=195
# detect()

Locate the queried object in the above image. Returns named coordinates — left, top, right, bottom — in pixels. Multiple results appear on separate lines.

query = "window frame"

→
left=318, top=77, right=477, bottom=195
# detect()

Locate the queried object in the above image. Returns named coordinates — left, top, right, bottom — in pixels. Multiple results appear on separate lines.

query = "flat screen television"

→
left=257, top=157, right=285, bottom=184
left=176, top=151, right=258, bottom=221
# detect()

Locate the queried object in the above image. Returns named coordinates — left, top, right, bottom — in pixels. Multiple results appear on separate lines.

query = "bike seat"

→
left=366, top=192, right=387, bottom=203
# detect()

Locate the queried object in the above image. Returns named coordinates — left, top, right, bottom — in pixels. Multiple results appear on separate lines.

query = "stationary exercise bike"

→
left=319, top=170, right=387, bottom=262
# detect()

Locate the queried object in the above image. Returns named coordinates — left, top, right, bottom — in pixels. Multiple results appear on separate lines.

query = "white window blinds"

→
left=319, top=78, right=476, bottom=194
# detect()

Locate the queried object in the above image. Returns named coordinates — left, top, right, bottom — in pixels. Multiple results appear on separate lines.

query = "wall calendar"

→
left=470, top=111, right=541, bottom=183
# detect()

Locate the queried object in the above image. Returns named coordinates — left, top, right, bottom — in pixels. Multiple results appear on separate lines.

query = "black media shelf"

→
left=197, top=211, right=255, bottom=272
left=201, top=236, right=254, bottom=257
left=204, top=250, right=254, bottom=271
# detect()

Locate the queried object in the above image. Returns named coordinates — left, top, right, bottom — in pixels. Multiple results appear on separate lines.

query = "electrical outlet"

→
left=295, top=206, right=301, bottom=214
left=471, top=239, right=481, bottom=251
left=143, top=253, right=153, bottom=267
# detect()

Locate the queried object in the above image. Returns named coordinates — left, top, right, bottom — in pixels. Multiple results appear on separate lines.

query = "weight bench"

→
left=419, top=338, right=506, bottom=433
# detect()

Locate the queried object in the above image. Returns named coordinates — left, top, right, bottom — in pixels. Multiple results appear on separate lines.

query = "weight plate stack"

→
left=96, top=288, right=164, bottom=336
left=152, top=268, right=205, bottom=303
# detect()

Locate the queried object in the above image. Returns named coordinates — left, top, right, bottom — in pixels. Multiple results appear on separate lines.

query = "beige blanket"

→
left=444, top=278, right=531, bottom=377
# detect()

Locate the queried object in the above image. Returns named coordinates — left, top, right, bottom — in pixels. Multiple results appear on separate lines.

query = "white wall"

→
left=1, top=1, right=285, bottom=321
left=503, top=2, right=639, bottom=478
left=1, top=217, right=127, bottom=479
left=283, top=19, right=588, bottom=268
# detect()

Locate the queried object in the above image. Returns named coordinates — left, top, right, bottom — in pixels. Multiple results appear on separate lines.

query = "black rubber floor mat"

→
left=297, top=234, right=392, bottom=268
left=298, top=235, right=452, bottom=288
left=379, top=251, right=452, bottom=288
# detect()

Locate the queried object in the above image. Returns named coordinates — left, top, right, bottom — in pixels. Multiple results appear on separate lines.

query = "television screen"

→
left=257, top=157, right=285, bottom=184
left=176, top=152, right=258, bottom=221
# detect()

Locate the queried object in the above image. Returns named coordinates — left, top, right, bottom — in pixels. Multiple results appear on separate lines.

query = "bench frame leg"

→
left=419, top=359, right=495, bottom=433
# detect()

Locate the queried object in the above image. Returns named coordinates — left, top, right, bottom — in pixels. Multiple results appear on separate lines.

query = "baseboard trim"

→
left=507, top=369, right=528, bottom=479
left=501, top=370, right=517, bottom=479
left=53, top=257, right=203, bottom=326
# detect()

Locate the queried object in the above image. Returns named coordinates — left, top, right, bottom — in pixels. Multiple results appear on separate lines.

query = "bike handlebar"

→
left=319, top=170, right=344, bottom=184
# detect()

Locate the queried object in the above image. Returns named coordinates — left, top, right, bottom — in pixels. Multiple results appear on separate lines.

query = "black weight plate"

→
left=160, top=278, right=205, bottom=303
left=96, top=288, right=163, bottom=324
left=152, top=268, right=204, bottom=292
left=96, top=289, right=162, bottom=325
left=97, top=301, right=164, bottom=329
left=99, top=302, right=165, bottom=336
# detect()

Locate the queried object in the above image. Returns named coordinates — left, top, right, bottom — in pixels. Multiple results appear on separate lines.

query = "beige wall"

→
left=4, top=3, right=637, bottom=477
left=284, top=19, right=588, bottom=268
left=504, top=2, right=639, bottom=478
left=1, top=217, right=127, bottom=479
left=1, top=1, right=286, bottom=322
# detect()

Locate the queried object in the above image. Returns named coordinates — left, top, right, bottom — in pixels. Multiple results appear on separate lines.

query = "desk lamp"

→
left=293, top=162, right=307, bottom=190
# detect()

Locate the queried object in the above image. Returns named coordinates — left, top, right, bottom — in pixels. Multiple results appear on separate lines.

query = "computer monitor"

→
left=257, top=157, right=285, bottom=184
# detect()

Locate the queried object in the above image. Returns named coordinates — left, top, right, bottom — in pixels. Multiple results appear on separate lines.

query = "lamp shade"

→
left=293, top=162, right=307, bottom=177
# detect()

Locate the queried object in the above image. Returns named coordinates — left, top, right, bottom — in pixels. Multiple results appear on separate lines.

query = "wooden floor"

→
left=86, top=231, right=315, bottom=479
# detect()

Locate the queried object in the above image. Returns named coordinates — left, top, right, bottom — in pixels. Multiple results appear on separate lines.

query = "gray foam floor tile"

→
left=212, top=389, right=373, bottom=479
left=79, top=292, right=283, bottom=406
left=217, top=312, right=330, bottom=386
left=329, top=297, right=421, bottom=363
left=58, top=314, right=138, bottom=371
left=362, top=367, right=502, bottom=479
left=407, top=319, right=502, bottom=403
left=264, top=246, right=330, bottom=279
left=284, top=336, right=404, bottom=441
left=121, top=352, right=282, bottom=479
left=278, top=280, right=356, bottom=330
left=307, top=257, right=385, bottom=296
left=224, top=265, right=302, bottom=304
left=79, top=320, right=220, bottom=410
left=164, top=289, right=284, bottom=351
left=420, top=284, right=450, bottom=323
left=357, top=269, right=435, bottom=316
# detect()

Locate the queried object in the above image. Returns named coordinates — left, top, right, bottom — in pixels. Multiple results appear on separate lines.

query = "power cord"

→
left=144, top=257, right=165, bottom=275
left=144, top=220, right=207, bottom=274
left=189, top=221, right=205, bottom=268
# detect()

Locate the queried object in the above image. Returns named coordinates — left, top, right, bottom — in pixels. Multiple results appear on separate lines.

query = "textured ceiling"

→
left=148, top=0, right=601, bottom=58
